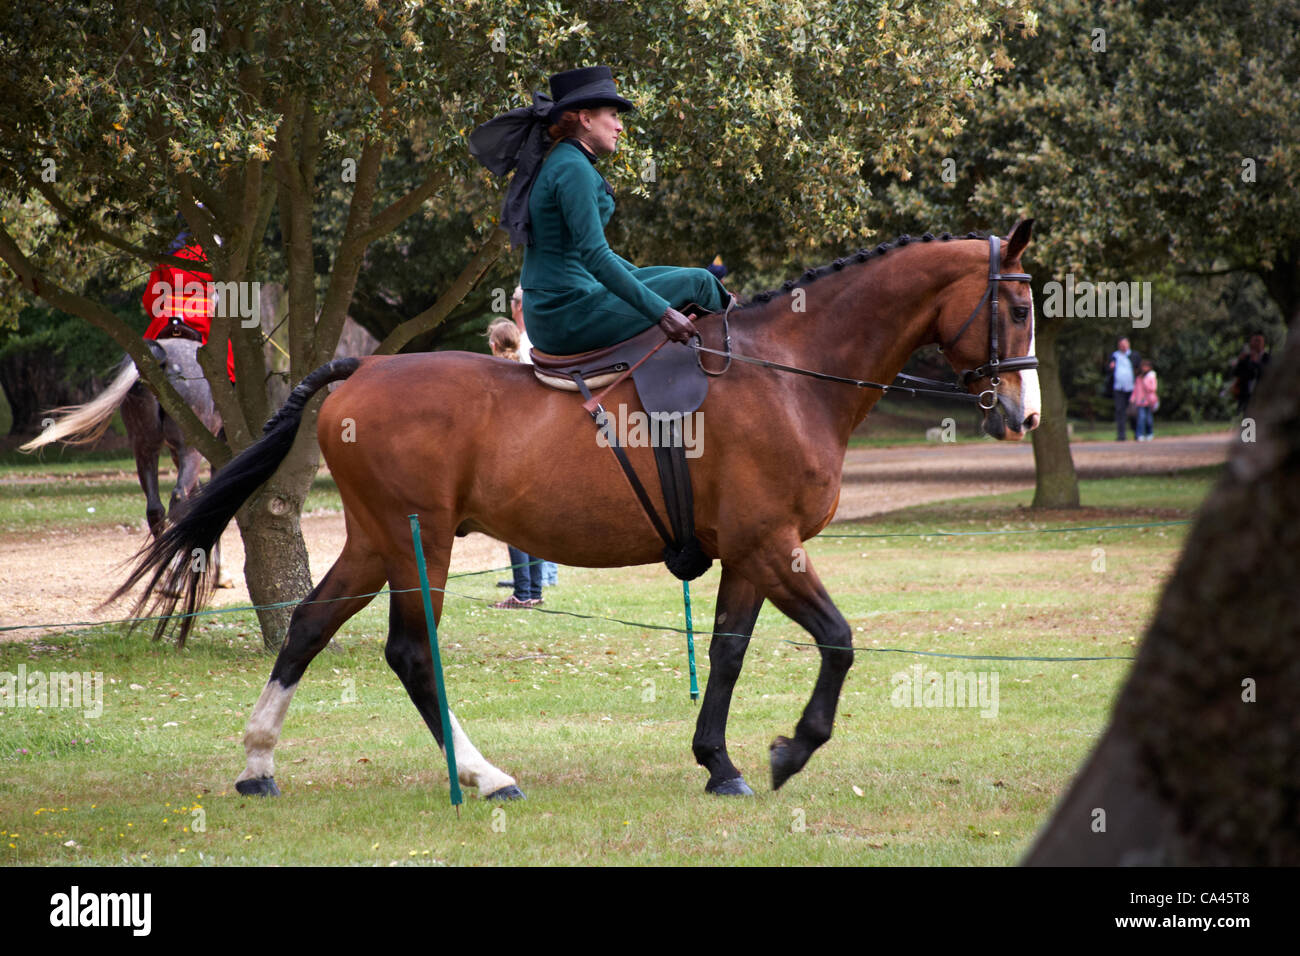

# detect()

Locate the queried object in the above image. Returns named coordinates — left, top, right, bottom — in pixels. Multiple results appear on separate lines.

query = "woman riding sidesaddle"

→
left=470, top=66, right=731, bottom=355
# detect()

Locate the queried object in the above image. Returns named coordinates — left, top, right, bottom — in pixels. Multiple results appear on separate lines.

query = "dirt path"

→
left=0, top=432, right=1231, bottom=639
left=833, top=432, right=1231, bottom=521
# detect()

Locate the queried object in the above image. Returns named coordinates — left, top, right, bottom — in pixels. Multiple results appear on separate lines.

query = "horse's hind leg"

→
left=735, top=535, right=855, bottom=791
left=121, top=384, right=165, bottom=536
left=693, top=565, right=765, bottom=796
left=235, top=544, right=385, bottom=796
left=384, top=545, right=523, bottom=800
left=211, top=539, right=236, bottom=589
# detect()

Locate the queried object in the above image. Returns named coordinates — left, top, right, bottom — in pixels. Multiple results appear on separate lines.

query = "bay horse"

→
left=114, top=220, right=1040, bottom=800
left=22, top=335, right=233, bottom=587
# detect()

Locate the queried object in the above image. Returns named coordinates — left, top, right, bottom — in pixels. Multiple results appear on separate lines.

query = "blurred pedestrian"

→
left=1106, top=336, right=1140, bottom=441
left=508, top=284, right=559, bottom=589
left=1229, top=332, right=1271, bottom=416
left=1131, top=358, right=1159, bottom=441
left=486, top=318, right=544, bottom=609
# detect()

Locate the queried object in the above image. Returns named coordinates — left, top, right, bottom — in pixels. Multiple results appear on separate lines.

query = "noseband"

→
left=935, top=235, right=1037, bottom=408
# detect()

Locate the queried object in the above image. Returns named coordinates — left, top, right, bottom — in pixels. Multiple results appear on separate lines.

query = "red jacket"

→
left=142, top=243, right=236, bottom=381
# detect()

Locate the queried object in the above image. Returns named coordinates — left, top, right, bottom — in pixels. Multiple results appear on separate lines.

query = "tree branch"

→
left=358, top=164, right=452, bottom=247
left=25, top=176, right=205, bottom=271
left=374, top=227, right=510, bottom=355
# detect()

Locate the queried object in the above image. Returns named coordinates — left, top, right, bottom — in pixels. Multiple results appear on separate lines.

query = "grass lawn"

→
left=0, top=463, right=1220, bottom=865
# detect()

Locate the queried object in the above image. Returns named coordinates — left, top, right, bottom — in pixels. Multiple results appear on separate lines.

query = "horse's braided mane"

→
left=741, top=231, right=989, bottom=308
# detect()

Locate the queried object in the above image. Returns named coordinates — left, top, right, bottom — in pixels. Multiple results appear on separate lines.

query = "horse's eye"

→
left=1013, top=306, right=1029, bottom=322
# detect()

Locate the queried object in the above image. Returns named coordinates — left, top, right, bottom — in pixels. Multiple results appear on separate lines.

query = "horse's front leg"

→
left=693, top=565, right=765, bottom=796
left=736, top=535, right=854, bottom=790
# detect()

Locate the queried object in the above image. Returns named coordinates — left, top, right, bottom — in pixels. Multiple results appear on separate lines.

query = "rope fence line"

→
left=821, top=519, right=1191, bottom=539
left=0, top=519, right=1188, bottom=660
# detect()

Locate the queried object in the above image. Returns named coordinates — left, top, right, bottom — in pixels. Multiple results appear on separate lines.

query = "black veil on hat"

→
left=469, top=66, right=635, bottom=248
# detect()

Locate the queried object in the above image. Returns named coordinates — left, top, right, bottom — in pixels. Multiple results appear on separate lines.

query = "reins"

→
left=689, top=236, right=1036, bottom=411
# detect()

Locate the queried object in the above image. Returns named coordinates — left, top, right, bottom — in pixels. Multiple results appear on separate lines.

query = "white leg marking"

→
left=214, top=541, right=236, bottom=589
left=447, top=710, right=517, bottom=797
left=236, top=680, right=297, bottom=783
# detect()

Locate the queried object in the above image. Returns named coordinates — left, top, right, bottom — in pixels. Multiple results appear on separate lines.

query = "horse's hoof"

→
left=216, top=577, right=236, bottom=589
left=705, top=776, right=755, bottom=797
left=769, top=736, right=801, bottom=791
left=485, top=784, right=525, bottom=801
left=235, top=776, right=280, bottom=797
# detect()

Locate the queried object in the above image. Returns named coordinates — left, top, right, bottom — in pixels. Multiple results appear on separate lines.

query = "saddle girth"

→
left=569, top=370, right=712, bottom=582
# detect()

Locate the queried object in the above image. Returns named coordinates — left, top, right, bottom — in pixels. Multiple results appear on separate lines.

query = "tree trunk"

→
left=1258, top=248, right=1299, bottom=331
left=1025, top=318, right=1300, bottom=865
left=1029, top=314, right=1080, bottom=507
left=233, top=406, right=323, bottom=651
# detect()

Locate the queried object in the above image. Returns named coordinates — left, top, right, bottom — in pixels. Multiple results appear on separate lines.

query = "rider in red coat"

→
left=141, top=239, right=236, bottom=382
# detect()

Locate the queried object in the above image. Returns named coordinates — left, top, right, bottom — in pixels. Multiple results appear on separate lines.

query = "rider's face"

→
left=579, top=106, right=623, bottom=155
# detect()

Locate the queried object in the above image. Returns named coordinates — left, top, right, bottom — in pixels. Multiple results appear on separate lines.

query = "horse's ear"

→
left=1003, top=218, right=1034, bottom=262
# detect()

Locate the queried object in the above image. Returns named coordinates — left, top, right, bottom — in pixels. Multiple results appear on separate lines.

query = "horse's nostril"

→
left=1023, top=413, right=1040, bottom=431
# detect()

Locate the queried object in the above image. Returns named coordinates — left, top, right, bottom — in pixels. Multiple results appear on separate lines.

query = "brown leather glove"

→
left=659, top=306, right=698, bottom=343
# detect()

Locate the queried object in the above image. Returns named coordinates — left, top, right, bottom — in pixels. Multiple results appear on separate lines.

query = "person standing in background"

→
left=1131, top=358, right=1159, bottom=441
left=508, top=284, right=559, bottom=589
left=1229, top=332, right=1271, bottom=416
left=1107, top=336, right=1139, bottom=441
left=486, top=317, right=544, bottom=608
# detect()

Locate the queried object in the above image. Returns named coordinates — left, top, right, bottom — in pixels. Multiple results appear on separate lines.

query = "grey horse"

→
left=21, top=329, right=234, bottom=587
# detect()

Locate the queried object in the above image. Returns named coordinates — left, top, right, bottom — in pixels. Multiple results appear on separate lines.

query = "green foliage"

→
left=881, top=0, right=1298, bottom=288
left=1, top=0, right=1034, bottom=309
left=0, top=299, right=145, bottom=378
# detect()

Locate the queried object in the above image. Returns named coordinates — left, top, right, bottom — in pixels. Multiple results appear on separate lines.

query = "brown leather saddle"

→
left=528, top=301, right=728, bottom=581
left=530, top=302, right=712, bottom=417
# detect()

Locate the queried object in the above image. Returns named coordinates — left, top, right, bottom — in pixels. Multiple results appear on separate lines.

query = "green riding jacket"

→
left=520, top=138, right=728, bottom=355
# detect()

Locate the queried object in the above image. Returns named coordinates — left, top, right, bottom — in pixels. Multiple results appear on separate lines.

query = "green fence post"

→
left=409, top=514, right=462, bottom=808
left=683, top=580, right=699, bottom=702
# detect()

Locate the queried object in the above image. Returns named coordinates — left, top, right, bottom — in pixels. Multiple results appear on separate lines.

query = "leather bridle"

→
left=932, top=234, right=1037, bottom=408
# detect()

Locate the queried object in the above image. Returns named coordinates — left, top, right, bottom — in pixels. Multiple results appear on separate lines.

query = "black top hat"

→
left=548, top=66, right=635, bottom=114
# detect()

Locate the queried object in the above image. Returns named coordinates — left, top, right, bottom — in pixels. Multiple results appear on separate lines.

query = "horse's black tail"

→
left=106, top=358, right=362, bottom=645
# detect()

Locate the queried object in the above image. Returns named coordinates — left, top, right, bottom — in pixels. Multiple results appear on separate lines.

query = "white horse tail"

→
left=19, top=356, right=139, bottom=452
